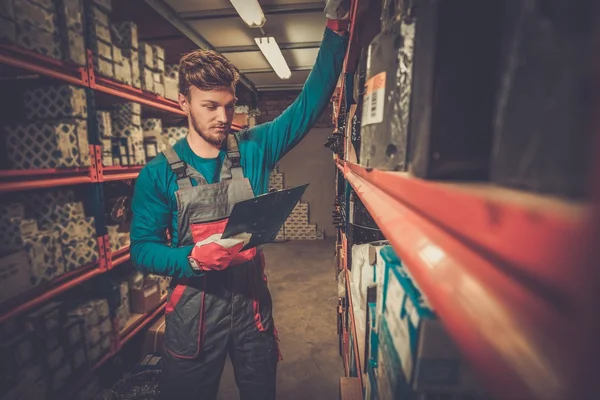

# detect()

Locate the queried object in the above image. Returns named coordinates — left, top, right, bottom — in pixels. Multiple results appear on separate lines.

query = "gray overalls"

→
left=159, top=136, right=280, bottom=400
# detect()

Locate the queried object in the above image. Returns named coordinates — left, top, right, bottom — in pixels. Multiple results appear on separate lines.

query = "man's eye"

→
left=205, top=106, right=217, bottom=110
left=226, top=105, right=235, bottom=110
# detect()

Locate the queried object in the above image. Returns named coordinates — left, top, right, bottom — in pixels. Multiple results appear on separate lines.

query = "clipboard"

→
left=222, top=184, right=309, bottom=250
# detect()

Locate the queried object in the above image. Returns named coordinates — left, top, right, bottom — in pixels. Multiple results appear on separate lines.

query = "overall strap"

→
left=220, top=133, right=244, bottom=180
left=164, top=147, right=193, bottom=190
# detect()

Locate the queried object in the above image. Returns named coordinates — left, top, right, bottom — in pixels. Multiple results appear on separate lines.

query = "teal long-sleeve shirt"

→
left=130, top=28, right=348, bottom=278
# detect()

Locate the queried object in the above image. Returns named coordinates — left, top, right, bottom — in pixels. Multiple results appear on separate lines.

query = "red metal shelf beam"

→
left=0, top=44, right=88, bottom=86
left=0, top=262, right=102, bottom=324
left=0, top=170, right=94, bottom=193
left=92, top=75, right=185, bottom=116
left=343, top=163, right=599, bottom=399
left=110, top=246, right=131, bottom=269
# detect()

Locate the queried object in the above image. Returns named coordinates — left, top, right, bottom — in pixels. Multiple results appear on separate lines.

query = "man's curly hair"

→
left=178, top=49, right=239, bottom=96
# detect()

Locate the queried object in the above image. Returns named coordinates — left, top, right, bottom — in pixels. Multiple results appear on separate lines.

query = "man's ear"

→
left=179, top=93, right=189, bottom=115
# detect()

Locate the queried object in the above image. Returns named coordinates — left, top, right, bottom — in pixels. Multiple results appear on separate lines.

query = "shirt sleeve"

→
left=244, top=28, right=348, bottom=170
left=130, top=166, right=200, bottom=278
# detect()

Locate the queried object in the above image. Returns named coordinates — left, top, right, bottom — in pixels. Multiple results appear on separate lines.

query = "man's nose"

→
left=216, top=107, right=228, bottom=124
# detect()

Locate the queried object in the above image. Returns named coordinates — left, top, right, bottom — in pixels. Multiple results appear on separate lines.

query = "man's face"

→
left=179, top=85, right=236, bottom=147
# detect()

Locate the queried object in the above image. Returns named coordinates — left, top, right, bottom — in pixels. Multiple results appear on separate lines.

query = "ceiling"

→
left=154, top=0, right=327, bottom=93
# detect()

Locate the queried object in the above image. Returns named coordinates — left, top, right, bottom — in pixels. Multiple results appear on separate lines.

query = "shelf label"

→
left=362, top=72, right=386, bottom=126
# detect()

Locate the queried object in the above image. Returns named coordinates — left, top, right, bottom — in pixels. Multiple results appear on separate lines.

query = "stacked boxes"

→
left=164, top=64, right=179, bottom=101
left=111, top=21, right=138, bottom=85
left=109, top=102, right=146, bottom=166
left=55, top=0, right=86, bottom=66
left=0, top=213, right=65, bottom=286
left=284, top=202, right=321, bottom=240
left=16, top=187, right=75, bottom=229
left=138, top=42, right=154, bottom=92
left=67, top=299, right=113, bottom=365
left=52, top=202, right=99, bottom=272
left=148, top=274, right=170, bottom=299
left=107, top=225, right=130, bottom=252
left=152, top=45, right=165, bottom=96
left=269, top=168, right=285, bottom=241
left=85, top=0, right=113, bottom=77
left=161, top=126, right=187, bottom=147
left=114, top=278, right=131, bottom=332
left=374, top=246, right=487, bottom=397
left=4, top=84, right=90, bottom=170
left=142, top=118, right=167, bottom=157
left=12, top=0, right=62, bottom=61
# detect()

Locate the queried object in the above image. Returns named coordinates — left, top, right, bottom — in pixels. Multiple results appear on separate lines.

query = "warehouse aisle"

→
left=218, top=239, right=343, bottom=400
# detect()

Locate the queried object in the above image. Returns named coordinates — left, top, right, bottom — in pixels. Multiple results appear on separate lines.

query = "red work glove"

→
left=187, top=233, right=251, bottom=272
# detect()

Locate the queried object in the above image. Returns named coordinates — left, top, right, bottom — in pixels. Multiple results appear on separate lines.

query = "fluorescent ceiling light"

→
left=255, top=37, right=292, bottom=80
left=229, top=0, right=266, bottom=28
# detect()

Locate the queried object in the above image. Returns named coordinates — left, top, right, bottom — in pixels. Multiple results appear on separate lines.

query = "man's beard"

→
left=190, top=114, right=228, bottom=147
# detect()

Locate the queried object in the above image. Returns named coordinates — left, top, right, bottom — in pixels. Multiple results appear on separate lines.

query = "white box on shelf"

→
left=62, top=29, right=86, bottom=66
left=16, top=24, right=62, bottom=61
left=23, top=229, right=65, bottom=286
left=138, top=42, right=154, bottom=69
left=24, top=85, right=87, bottom=120
left=0, top=251, right=34, bottom=303
left=164, top=76, right=178, bottom=101
left=14, top=0, right=58, bottom=35
left=111, top=21, right=138, bottom=50
left=97, top=111, right=113, bottom=137
left=56, top=0, right=84, bottom=34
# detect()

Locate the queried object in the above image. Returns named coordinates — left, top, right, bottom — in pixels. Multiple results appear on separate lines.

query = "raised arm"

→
left=245, top=27, right=348, bottom=170
left=130, top=166, right=199, bottom=278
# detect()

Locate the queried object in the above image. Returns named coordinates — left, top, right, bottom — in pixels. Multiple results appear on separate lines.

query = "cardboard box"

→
left=70, top=343, right=88, bottom=371
left=153, top=81, right=165, bottom=97
left=63, top=317, right=84, bottom=348
left=61, top=28, right=86, bottom=66
left=58, top=234, right=98, bottom=272
left=0, top=217, right=39, bottom=254
left=383, top=257, right=484, bottom=394
left=24, top=301, right=62, bottom=333
left=99, top=333, right=112, bottom=353
left=14, top=188, right=74, bottom=230
left=130, top=281, right=160, bottom=314
left=86, top=341, right=101, bottom=363
left=114, top=59, right=133, bottom=85
left=138, top=42, right=154, bottom=69
left=52, top=202, right=84, bottom=226
left=164, top=76, right=178, bottom=101
left=165, top=64, right=179, bottom=80
left=48, top=361, right=72, bottom=392
left=85, top=4, right=110, bottom=42
left=161, top=126, right=188, bottom=146
left=24, top=85, right=87, bottom=119
left=68, top=303, right=99, bottom=328
left=0, top=251, right=33, bottom=303
left=111, top=21, right=138, bottom=50
left=97, top=111, right=112, bottom=137
left=23, top=230, right=65, bottom=285
left=16, top=24, right=62, bottom=60
left=5, top=120, right=86, bottom=169
left=111, top=103, right=142, bottom=133
left=142, top=315, right=165, bottom=354
left=43, top=326, right=61, bottom=351
left=115, top=303, right=130, bottom=333
left=90, top=37, right=112, bottom=60
left=56, top=0, right=84, bottom=34
left=141, top=67, right=154, bottom=92
left=93, top=53, right=113, bottom=78
left=14, top=0, right=58, bottom=34
left=124, top=48, right=141, bottom=88
left=45, top=345, right=65, bottom=371
left=90, top=299, right=109, bottom=320
left=142, top=118, right=163, bottom=134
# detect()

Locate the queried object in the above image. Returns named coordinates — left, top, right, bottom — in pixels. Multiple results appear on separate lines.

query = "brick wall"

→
left=255, top=90, right=334, bottom=129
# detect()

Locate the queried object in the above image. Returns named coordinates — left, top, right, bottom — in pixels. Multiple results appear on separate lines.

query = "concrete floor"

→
left=217, top=239, right=343, bottom=400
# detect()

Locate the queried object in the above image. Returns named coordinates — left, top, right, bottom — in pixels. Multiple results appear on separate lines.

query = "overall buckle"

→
left=170, top=160, right=188, bottom=179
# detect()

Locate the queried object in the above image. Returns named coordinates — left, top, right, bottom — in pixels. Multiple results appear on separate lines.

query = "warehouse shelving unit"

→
left=334, top=0, right=600, bottom=399
left=64, top=299, right=166, bottom=397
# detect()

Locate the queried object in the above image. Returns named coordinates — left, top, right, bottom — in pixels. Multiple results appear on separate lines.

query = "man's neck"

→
left=187, top=129, right=220, bottom=159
